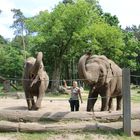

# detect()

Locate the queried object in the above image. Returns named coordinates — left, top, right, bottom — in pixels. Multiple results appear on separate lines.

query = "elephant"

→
left=22, top=52, right=49, bottom=110
left=78, top=53, right=122, bottom=112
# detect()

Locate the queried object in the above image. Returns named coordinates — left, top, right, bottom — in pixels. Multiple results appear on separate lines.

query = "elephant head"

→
left=25, top=52, right=44, bottom=87
left=78, top=54, right=114, bottom=86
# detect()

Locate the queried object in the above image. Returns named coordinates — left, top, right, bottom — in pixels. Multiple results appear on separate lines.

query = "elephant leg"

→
left=35, top=83, right=44, bottom=110
left=31, top=96, right=36, bottom=110
left=101, top=85, right=111, bottom=111
left=25, top=92, right=32, bottom=110
left=35, top=96, right=43, bottom=110
left=108, top=97, right=114, bottom=111
left=87, top=87, right=98, bottom=112
left=101, top=95, right=110, bottom=111
left=26, top=99, right=32, bottom=110
left=116, top=95, right=122, bottom=110
left=31, top=97, right=35, bottom=106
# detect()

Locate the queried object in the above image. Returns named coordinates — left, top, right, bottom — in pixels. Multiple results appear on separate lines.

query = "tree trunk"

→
left=51, top=59, right=62, bottom=93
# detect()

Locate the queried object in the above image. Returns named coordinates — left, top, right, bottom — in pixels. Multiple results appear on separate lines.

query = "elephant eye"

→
left=32, top=74, right=34, bottom=78
left=40, top=65, right=42, bottom=69
left=100, top=69, right=104, bottom=78
left=30, top=73, right=35, bottom=79
left=100, top=69, right=103, bottom=73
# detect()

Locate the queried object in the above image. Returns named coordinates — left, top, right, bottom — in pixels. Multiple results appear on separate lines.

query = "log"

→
left=0, top=120, right=140, bottom=134
left=20, top=122, right=46, bottom=132
left=0, top=109, right=140, bottom=123
left=0, top=121, right=122, bottom=132
left=0, top=121, right=18, bottom=132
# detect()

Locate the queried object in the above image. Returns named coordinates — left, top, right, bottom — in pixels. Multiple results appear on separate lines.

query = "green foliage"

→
left=63, top=0, right=74, bottom=4
left=25, top=0, right=139, bottom=83
left=25, top=0, right=100, bottom=80
left=10, top=9, right=27, bottom=36
left=125, top=25, right=140, bottom=41
left=0, top=35, right=7, bottom=44
left=10, top=9, right=27, bottom=59
left=77, top=22, right=124, bottom=60
left=0, top=0, right=140, bottom=85
left=102, top=13, right=119, bottom=26
left=123, top=25, right=140, bottom=72
left=121, top=30, right=139, bottom=71
left=0, top=44, right=24, bottom=78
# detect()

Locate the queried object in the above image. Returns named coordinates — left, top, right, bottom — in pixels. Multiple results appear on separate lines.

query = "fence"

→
left=0, top=68, right=139, bottom=136
left=122, top=68, right=131, bottom=136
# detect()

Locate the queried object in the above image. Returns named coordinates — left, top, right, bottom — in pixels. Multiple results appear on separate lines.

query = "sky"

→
left=0, top=0, right=140, bottom=39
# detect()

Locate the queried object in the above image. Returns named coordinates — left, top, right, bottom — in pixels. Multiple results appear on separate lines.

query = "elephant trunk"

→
left=31, top=52, right=43, bottom=76
left=78, top=54, right=93, bottom=84
left=29, top=52, right=43, bottom=87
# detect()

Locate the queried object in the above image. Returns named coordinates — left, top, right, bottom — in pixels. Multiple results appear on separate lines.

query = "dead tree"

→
left=0, top=76, right=18, bottom=92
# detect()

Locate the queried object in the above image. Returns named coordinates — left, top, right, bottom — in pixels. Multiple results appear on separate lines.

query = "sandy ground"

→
left=0, top=94, right=139, bottom=112
left=0, top=93, right=139, bottom=140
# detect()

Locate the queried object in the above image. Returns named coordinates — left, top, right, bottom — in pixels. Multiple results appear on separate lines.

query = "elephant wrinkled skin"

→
left=22, top=52, right=49, bottom=110
left=78, top=53, right=122, bottom=112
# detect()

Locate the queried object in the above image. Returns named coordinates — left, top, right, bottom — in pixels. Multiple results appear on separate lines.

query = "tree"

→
left=10, top=9, right=27, bottom=59
left=125, top=25, right=140, bottom=41
left=26, top=0, right=100, bottom=91
left=102, top=13, right=119, bottom=26
left=63, top=0, right=74, bottom=4
left=25, top=0, right=126, bottom=92
left=0, top=45, right=24, bottom=78
left=120, top=30, right=139, bottom=71
left=0, top=34, right=24, bottom=81
left=0, top=35, right=7, bottom=44
left=124, top=25, right=140, bottom=80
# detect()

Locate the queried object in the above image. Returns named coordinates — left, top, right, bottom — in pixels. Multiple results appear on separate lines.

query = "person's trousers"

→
left=69, top=99, right=79, bottom=111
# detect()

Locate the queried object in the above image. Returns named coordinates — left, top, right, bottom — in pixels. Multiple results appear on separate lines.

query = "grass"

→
left=0, top=130, right=139, bottom=140
left=131, top=88, right=140, bottom=103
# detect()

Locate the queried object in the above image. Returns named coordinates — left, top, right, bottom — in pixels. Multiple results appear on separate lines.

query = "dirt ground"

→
left=0, top=92, right=139, bottom=112
left=0, top=93, right=140, bottom=140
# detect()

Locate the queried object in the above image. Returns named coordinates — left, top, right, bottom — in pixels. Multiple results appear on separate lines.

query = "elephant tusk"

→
left=30, top=75, right=39, bottom=87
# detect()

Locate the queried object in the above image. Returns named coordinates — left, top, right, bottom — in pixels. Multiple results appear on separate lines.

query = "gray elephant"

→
left=78, top=53, right=122, bottom=112
left=23, top=52, right=49, bottom=110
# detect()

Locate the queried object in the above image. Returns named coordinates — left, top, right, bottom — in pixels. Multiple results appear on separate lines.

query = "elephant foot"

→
left=108, top=108, right=114, bottom=113
left=116, top=107, right=121, bottom=110
left=87, top=108, right=94, bottom=112
left=28, top=106, right=32, bottom=110
left=31, top=105, right=40, bottom=110
left=101, top=107, right=108, bottom=111
left=116, top=104, right=121, bottom=110
left=108, top=107, right=114, bottom=112
left=87, top=110, right=92, bottom=112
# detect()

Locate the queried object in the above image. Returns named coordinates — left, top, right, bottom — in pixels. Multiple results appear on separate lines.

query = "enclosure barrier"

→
left=122, top=68, right=131, bottom=136
left=0, top=69, right=139, bottom=136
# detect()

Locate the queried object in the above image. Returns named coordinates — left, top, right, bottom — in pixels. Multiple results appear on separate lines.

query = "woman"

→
left=63, top=80, right=83, bottom=111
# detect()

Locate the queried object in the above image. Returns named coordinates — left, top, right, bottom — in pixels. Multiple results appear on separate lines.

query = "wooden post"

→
left=122, top=68, right=131, bottom=136
left=3, top=80, right=11, bottom=92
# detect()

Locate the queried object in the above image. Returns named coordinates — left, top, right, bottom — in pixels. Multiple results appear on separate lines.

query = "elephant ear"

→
left=106, top=63, right=114, bottom=83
